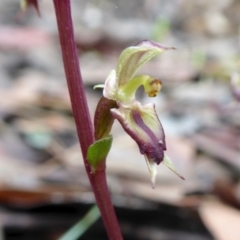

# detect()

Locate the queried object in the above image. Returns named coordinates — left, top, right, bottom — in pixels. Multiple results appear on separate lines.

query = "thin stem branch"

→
left=52, top=1, right=123, bottom=239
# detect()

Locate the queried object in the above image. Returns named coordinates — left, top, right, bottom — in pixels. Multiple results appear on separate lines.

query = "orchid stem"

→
left=52, top=1, right=123, bottom=239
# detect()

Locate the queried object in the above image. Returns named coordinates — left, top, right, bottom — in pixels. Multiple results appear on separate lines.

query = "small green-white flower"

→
left=98, top=40, right=184, bottom=187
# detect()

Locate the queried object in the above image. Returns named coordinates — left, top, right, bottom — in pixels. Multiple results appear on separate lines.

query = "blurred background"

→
left=0, top=0, right=240, bottom=239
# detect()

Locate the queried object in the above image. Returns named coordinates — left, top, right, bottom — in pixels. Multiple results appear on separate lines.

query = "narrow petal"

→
left=103, top=69, right=118, bottom=100
left=116, top=40, right=175, bottom=87
left=163, top=154, right=185, bottom=180
left=144, top=155, right=157, bottom=188
left=111, top=102, right=166, bottom=164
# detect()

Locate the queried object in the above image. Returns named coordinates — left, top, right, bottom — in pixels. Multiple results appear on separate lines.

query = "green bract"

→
left=87, top=136, right=113, bottom=173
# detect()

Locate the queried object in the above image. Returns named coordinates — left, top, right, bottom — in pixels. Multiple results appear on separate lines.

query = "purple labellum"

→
left=111, top=103, right=166, bottom=165
left=132, top=110, right=166, bottom=164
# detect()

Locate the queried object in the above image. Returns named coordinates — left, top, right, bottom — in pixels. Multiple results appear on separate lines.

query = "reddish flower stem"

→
left=52, top=1, right=123, bottom=239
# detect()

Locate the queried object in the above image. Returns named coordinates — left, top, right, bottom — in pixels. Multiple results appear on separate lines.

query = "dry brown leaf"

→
left=200, top=200, right=240, bottom=240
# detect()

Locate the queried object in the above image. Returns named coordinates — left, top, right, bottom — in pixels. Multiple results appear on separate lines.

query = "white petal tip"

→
left=144, top=155, right=157, bottom=189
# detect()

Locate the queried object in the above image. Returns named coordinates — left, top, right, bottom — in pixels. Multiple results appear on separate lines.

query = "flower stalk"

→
left=52, top=0, right=123, bottom=239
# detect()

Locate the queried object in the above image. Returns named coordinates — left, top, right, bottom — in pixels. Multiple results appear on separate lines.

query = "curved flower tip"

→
left=19, top=0, right=41, bottom=17
left=135, top=39, right=176, bottom=51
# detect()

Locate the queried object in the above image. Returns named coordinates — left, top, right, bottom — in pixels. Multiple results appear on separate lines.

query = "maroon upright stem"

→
left=52, top=1, right=123, bottom=239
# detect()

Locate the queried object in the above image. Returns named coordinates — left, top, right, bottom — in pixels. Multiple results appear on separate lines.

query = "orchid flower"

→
left=95, top=40, right=184, bottom=187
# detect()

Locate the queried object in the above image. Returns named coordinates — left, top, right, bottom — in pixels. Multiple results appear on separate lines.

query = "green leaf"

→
left=163, top=154, right=185, bottom=180
left=87, top=135, right=113, bottom=172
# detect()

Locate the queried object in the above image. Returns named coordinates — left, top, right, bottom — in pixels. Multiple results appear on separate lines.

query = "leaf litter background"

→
left=0, top=0, right=240, bottom=239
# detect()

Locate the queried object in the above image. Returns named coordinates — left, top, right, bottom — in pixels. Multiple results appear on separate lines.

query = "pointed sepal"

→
left=144, top=155, right=157, bottom=188
left=163, top=154, right=185, bottom=180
